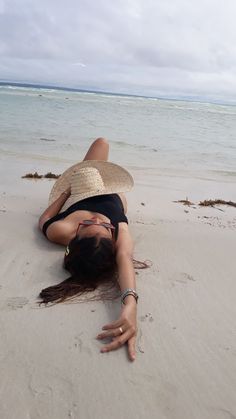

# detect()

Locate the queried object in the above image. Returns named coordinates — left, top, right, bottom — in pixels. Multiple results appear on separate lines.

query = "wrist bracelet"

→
left=121, top=288, right=138, bottom=305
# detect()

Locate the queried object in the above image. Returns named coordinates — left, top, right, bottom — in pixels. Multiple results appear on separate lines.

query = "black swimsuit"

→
left=42, top=193, right=128, bottom=240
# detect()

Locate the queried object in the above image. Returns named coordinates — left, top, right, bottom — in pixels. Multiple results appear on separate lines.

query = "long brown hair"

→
left=39, top=236, right=150, bottom=305
left=39, top=235, right=117, bottom=304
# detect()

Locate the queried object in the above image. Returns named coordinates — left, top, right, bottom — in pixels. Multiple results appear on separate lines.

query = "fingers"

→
left=99, top=314, right=137, bottom=360
left=97, top=327, right=125, bottom=340
left=128, top=336, right=136, bottom=361
left=100, top=332, right=130, bottom=353
left=99, top=331, right=136, bottom=361
left=102, top=319, right=123, bottom=330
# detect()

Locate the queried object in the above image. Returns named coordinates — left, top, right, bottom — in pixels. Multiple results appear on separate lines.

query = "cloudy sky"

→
left=0, top=0, right=236, bottom=101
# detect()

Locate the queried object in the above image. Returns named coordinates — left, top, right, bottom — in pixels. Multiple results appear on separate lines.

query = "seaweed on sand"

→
left=199, top=199, right=236, bottom=208
left=173, top=198, right=194, bottom=206
left=44, top=172, right=60, bottom=179
left=174, top=198, right=236, bottom=209
left=22, top=172, right=60, bottom=179
left=22, top=172, right=43, bottom=179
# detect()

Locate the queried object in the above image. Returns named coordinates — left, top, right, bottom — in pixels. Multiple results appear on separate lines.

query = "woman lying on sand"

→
left=39, top=137, right=143, bottom=361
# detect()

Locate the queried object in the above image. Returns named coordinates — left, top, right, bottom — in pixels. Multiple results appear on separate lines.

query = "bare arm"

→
left=115, top=225, right=136, bottom=302
left=97, top=224, right=137, bottom=361
left=38, top=188, right=71, bottom=231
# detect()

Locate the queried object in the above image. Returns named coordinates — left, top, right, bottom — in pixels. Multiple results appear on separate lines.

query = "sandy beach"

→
left=0, top=155, right=236, bottom=419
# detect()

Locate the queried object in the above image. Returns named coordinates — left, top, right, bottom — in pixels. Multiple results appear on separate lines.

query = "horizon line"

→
left=0, top=80, right=235, bottom=106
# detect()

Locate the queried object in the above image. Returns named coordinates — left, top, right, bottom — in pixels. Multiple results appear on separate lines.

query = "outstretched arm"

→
left=97, top=223, right=137, bottom=361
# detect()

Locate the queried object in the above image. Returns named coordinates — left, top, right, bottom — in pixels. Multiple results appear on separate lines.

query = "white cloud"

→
left=0, top=0, right=236, bottom=101
left=72, top=62, right=86, bottom=67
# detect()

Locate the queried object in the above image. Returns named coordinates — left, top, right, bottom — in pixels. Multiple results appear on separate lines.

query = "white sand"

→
left=0, top=157, right=236, bottom=419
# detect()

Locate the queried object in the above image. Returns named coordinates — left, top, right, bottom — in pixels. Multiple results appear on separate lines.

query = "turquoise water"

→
left=0, top=85, right=236, bottom=178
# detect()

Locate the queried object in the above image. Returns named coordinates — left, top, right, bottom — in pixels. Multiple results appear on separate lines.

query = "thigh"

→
left=83, top=138, right=109, bottom=161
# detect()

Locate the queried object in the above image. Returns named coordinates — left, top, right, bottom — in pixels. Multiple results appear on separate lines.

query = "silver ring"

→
left=119, top=327, right=123, bottom=334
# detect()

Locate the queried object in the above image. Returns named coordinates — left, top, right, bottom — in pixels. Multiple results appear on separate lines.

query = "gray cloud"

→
left=0, top=0, right=236, bottom=102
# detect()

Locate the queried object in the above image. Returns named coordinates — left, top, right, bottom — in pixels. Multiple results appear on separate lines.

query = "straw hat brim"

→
left=48, top=160, right=134, bottom=212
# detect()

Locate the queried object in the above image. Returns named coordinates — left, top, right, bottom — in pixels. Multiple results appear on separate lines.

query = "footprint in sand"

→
left=139, top=313, right=154, bottom=323
left=70, top=334, right=92, bottom=355
left=74, top=335, right=83, bottom=351
left=4, top=297, right=28, bottom=310
left=172, top=272, right=196, bottom=286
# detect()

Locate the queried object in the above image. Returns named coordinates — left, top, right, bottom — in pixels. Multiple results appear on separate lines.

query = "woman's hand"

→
left=97, top=298, right=137, bottom=361
left=61, top=186, right=71, bottom=197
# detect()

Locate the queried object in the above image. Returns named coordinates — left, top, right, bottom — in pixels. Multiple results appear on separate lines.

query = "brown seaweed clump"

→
left=22, top=172, right=43, bottom=179
left=22, top=172, right=60, bottom=179
left=174, top=198, right=236, bottom=209
left=44, top=172, right=60, bottom=179
left=199, top=199, right=236, bottom=208
left=173, top=198, right=194, bottom=206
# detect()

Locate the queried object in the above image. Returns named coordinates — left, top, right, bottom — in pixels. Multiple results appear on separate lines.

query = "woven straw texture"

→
left=48, top=160, right=134, bottom=212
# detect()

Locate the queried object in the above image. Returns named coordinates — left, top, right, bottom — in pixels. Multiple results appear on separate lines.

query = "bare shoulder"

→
left=115, top=222, right=134, bottom=255
left=45, top=220, right=74, bottom=245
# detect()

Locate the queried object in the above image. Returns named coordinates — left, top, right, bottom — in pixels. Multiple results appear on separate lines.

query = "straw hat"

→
left=48, top=160, right=134, bottom=212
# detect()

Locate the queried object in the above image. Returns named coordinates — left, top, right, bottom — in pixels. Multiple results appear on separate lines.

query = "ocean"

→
left=0, top=84, right=236, bottom=181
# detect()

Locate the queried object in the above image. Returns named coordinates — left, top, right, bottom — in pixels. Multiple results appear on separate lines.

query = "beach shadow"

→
left=33, top=224, right=63, bottom=252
